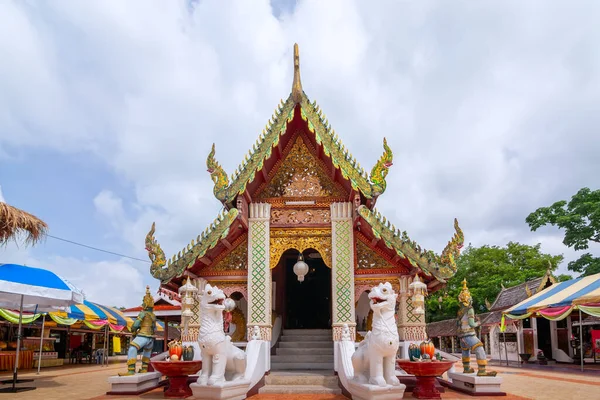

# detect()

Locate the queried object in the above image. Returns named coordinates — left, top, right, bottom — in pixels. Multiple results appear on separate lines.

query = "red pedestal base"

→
left=412, top=376, right=441, bottom=399
left=164, top=375, right=192, bottom=398
left=396, top=360, right=454, bottom=400
left=151, top=360, right=202, bottom=399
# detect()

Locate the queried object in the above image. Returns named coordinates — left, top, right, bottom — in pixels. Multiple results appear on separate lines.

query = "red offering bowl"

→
left=151, top=360, right=202, bottom=398
left=396, top=359, right=454, bottom=399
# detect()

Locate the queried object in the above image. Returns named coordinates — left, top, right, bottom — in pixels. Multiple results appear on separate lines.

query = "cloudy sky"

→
left=1, top=0, right=599, bottom=307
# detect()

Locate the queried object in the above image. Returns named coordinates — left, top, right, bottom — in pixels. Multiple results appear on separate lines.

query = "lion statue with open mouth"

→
left=197, top=284, right=246, bottom=386
left=351, top=282, right=400, bottom=387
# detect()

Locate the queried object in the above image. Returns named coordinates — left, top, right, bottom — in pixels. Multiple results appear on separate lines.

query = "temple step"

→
left=276, top=347, right=334, bottom=355
left=270, top=362, right=335, bottom=370
left=278, top=341, right=332, bottom=348
left=282, top=329, right=332, bottom=335
left=272, top=329, right=335, bottom=371
left=259, top=384, right=341, bottom=394
left=280, top=335, right=333, bottom=342
left=271, top=354, right=334, bottom=362
left=265, top=371, right=339, bottom=386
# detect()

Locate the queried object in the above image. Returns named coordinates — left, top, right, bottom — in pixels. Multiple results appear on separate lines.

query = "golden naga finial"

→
left=291, top=43, right=303, bottom=103
left=458, top=278, right=472, bottom=306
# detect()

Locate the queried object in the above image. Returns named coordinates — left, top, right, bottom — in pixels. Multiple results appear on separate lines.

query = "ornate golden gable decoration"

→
left=208, top=240, right=248, bottom=272
left=258, top=136, right=343, bottom=199
left=356, top=239, right=392, bottom=270
left=270, top=228, right=332, bottom=268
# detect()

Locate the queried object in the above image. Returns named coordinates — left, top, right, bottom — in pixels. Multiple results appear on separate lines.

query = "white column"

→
left=247, top=203, right=272, bottom=341
left=330, top=202, right=356, bottom=342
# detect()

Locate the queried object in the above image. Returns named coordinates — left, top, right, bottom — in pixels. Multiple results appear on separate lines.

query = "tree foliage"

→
left=426, top=242, right=564, bottom=322
left=526, top=187, right=600, bottom=276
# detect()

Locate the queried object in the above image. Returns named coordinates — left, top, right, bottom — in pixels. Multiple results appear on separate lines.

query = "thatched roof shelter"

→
left=0, top=202, right=48, bottom=246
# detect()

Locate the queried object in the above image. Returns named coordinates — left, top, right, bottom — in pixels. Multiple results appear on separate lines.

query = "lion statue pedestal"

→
left=190, top=284, right=250, bottom=400
left=347, top=282, right=406, bottom=400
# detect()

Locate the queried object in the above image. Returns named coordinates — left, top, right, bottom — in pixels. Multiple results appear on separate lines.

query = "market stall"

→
left=503, top=272, right=600, bottom=371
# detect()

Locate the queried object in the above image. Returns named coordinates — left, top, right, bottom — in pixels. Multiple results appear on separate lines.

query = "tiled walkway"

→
left=1, top=362, right=599, bottom=399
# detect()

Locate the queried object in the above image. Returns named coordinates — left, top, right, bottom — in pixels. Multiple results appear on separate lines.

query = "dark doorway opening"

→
left=537, top=317, right=553, bottom=360
left=284, top=250, right=331, bottom=329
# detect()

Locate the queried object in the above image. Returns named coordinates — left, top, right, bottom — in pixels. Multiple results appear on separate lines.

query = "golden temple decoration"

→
left=270, top=228, right=332, bottom=268
left=210, top=240, right=248, bottom=272
left=292, top=43, right=303, bottom=103
left=356, top=239, right=392, bottom=270
left=458, top=279, right=472, bottom=306
left=230, top=307, right=246, bottom=342
left=258, top=136, right=343, bottom=199
left=271, top=208, right=331, bottom=226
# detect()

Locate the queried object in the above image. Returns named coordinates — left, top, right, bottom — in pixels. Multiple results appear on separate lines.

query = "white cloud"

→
left=0, top=185, right=5, bottom=203
left=1, top=0, right=599, bottom=294
left=1, top=243, right=146, bottom=307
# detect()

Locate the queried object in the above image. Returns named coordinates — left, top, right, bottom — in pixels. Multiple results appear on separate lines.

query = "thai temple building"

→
left=146, top=44, right=463, bottom=369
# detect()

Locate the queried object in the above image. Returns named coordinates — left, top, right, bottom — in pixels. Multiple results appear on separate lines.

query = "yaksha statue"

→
left=457, top=279, right=496, bottom=376
left=197, top=284, right=246, bottom=386
left=120, top=286, right=156, bottom=376
left=352, top=282, right=401, bottom=387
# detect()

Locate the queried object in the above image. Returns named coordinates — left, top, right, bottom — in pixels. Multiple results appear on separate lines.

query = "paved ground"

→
left=1, top=361, right=599, bottom=399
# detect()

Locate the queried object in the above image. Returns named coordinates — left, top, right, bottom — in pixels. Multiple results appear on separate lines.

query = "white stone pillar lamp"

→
left=293, top=252, right=309, bottom=282
left=179, top=277, right=198, bottom=335
left=409, top=275, right=427, bottom=315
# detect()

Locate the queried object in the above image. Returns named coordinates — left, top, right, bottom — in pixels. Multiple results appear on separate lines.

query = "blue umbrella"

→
left=0, top=263, right=84, bottom=393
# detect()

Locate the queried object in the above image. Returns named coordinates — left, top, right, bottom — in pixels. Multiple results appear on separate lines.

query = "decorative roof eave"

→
left=146, top=208, right=240, bottom=284
left=206, top=44, right=393, bottom=206
left=357, top=205, right=464, bottom=283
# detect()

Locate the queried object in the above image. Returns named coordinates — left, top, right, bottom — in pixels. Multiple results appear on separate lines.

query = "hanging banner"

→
left=0, top=309, right=41, bottom=324
left=112, top=336, right=121, bottom=353
left=592, top=330, right=600, bottom=357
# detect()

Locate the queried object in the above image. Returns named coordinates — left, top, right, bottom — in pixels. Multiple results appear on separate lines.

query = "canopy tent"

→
left=0, top=263, right=84, bottom=393
left=503, top=273, right=600, bottom=320
left=50, top=300, right=133, bottom=332
left=503, top=272, right=600, bottom=371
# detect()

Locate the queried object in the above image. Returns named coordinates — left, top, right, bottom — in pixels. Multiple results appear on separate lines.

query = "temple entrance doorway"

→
left=277, top=249, right=331, bottom=330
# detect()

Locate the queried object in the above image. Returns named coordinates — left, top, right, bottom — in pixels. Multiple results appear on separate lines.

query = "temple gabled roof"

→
left=357, top=206, right=464, bottom=283
left=148, top=44, right=463, bottom=288
left=488, top=269, right=556, bottom=312
left=207, top=44, right=393, bottom=207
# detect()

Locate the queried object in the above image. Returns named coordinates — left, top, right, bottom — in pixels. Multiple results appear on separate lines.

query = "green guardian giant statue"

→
left=457, top=279, right=496, bottom=376
left=120, top=286, right=156, bottom=376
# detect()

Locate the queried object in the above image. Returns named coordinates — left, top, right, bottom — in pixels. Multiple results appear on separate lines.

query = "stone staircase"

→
left=271, top=329, right=334, bottom=371
left=259, top=371, right=341, bottom=395
left=260, top=329, right=340, bottom=394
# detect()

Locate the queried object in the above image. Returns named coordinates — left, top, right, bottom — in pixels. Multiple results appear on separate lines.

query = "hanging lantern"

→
left=293, top=253, right=309, bottom=282
left=409, top=275, right=427, bottom=315
left=224, top=298, right=236, bottom=312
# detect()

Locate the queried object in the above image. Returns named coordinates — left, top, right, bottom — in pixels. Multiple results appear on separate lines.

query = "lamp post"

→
left=178, top=278, right=198, bottom=337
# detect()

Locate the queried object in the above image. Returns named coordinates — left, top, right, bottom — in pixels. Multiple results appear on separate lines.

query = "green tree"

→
left=526, top=187, right=600, bottom=277
left=426, top=242, right=564, bottom=322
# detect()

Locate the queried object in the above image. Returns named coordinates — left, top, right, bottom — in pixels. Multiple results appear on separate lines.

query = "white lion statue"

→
left=197, top=284, right=246, bottom=386
left=351, top=282, right=400, bottom=387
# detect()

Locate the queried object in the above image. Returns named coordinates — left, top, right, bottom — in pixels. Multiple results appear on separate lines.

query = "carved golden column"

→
left=330, top=202, right=356, bottom=341
left=247, top=203, right=272, bottom=341
left=397, top=276, right=427, bottom=341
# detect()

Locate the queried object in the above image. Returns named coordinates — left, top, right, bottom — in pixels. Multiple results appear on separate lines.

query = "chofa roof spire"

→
left=291, top=43, right=303, bottom=103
